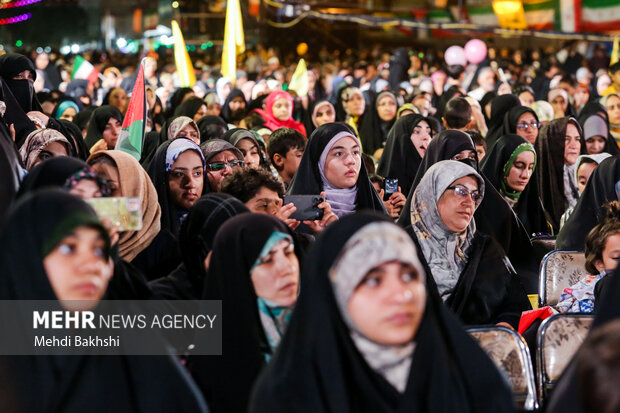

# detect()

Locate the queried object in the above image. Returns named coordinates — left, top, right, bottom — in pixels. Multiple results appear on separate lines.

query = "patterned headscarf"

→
left=63, top=165, right=111, bottom=197
left=167, top=116, right=199, bottom=141
left=165, top=138, right=205, bottom=173
left=410, top=160, right=484, bottom=300
left=19, top=129, right=72, bottom=170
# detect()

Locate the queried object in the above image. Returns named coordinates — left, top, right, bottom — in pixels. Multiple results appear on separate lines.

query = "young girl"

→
left=0, top=189, right=207, bottom=412
left=255, top=90, right=306, bottom=136
left=557, top=201, right=620, bottom=313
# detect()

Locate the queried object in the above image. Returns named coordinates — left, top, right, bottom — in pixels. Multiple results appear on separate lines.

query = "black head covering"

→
left=17, top=156, right=91, bottom=198
left=174, top=96, right=206, bottom=119
left=196, top=115, right=228, bottom=143
left=0, top=119, right=21, bottom=226
left=191, top=213, right=301, bottom=413
left=0, top=189, right=110, bottom=301
left=57, top=118, right=90, bottom=160
left=535, top=117, right=586, bottom=233
left=222, top=127, right=270, bottom=169
left=0, top=76, right=36, bottom=148
left=149, top=193, right=249, bottom=300
left=147, top=138, right=208, bottom=237
left=480, top=133, right=550, bottom=235
left=220, top=88, right=246, bottom=123
left=502, top=105, right=539, bottom=136
left=0, top=189, right=208, bottom=413
left=165, top=87, right=194, bottom=118
left=358, top=90, right=398, bottom=156
left=249, top=213, right=515, bottom=413
left=72, top=107, right=93, bottom=131
left=140, top=130, right=165, bottom=169
left=286, top=122, right=386, bottom=215
left=485, top=93, right=521, bottom=148
left=556, top=155, right=620, bottom=250
left=64, top=79, right=90, bottom=104
left=0, top=53, right=42, bottom=114
left=479, top=91, right=496, bottom=124
left=578, top=112, right=620, bottom=155
left=246, top=93, right=268, bottom=113
left=397, top=129, right=533, bottom=268
left=377, top=114, right=431, bottom=196
left=579, top=101, right=607, bottom=121
left=84, top=105, right=123, bottom=149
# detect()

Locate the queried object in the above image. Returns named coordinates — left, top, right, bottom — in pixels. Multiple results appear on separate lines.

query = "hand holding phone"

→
left=383, top=178, right=399, bottom=201
left=282, top=195, right=325, bottom=221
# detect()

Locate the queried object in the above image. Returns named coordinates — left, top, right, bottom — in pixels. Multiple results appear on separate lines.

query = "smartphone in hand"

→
left=383, top=178, right=399, bottom=201
left=282, top=195, right=325, bottom=221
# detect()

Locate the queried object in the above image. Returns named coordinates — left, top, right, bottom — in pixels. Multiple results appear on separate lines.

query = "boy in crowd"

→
left=442, top=97, right=472, bottom=131
left=267, top=127, right=307, bottom=188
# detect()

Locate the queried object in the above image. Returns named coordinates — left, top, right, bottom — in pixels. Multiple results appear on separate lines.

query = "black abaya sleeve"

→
left=448, top=233, right=531, bottom=329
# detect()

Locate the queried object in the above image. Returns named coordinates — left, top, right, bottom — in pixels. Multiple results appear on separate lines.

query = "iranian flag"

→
left=114, top=59, right=146, bottom=160
left=71, top=55, right=100, bottom=84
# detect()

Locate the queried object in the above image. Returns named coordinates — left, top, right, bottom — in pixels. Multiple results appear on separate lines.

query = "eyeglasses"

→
left=446, top=185, right=482, bottom=205
left=207, top=160, right=244, bottom=171
left=516, top=122, right=540, bottom=131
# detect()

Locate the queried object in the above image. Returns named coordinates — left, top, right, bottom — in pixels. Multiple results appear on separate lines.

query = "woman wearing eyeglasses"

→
left=200, top=139, right=245, bottom=192
left=503, top=105, right=541, bottom=145
left=408, top=160, right=531, bottom=328
left=481, top=134, right=550, bottom=236
left=397, top=130, right=534, bottom=280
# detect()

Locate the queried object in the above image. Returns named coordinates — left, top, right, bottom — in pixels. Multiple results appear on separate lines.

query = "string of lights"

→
left=0, top=0, right=42, bottom=9
left=0, top=11, right=31, bottom=25
left=265, top=8, right=620, bottom=42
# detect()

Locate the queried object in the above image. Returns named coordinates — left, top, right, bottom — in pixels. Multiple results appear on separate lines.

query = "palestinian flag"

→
left=71, top=56, right=100, bottom=84
left=114, top=59, right=146, bottom=160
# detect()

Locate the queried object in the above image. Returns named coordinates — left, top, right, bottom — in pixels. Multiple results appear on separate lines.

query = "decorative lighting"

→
left=0, top=0, right=43, bottom=9
left=15, top=39, right=22, bottom=47
left=70, top=44, right=80, bottom=54
left=0, top=12, right=32, bottom=25
left=116, top=37, right=127, bottom=48
left=171, top=1, right=179, bottom=8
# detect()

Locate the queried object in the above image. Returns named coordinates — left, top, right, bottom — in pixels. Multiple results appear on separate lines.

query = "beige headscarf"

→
left=87, top=150, right=161, bottom=262
left=167, top=116, right=199, bottom=140
left=19, top=129, right=72, bottom=169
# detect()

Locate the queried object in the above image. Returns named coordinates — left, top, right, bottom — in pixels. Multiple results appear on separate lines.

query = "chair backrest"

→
left=539, top=250, right=587, bottom=306
left=537, top=314, right=594, bottom=402
left=468, top=326, right=538, bottom=411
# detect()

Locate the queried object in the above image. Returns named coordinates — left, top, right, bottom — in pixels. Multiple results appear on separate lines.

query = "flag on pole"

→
left=288, top=58, right=309, bottom=97
left=171, top=20, right=196, bottom=87
left=114, top=59, right=146, bottom=160
left=221, top=0, right=245, bottom=85
left=72, top=55, right=100, bottom=84
left=612, top=36, right=619, bottom=66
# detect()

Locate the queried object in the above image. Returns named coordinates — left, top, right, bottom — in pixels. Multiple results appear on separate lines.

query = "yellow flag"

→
left=492, top=0, right=528, bottom=30
left=221, top=0, right=245, bottom=85
left=612, top=36, right=619, bottom=66
left=288, top=58, right=308, bottom=97
left=172, top=20, right=196, bottom=87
